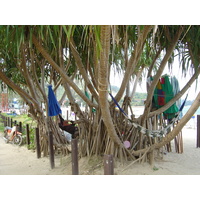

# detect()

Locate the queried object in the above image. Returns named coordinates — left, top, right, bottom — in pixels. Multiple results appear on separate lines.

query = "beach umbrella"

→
left=47, top=85, right=62, bottom=117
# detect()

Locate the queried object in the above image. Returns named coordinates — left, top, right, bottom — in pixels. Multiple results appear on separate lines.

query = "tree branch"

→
left=114, top=26, right=152, bottom=103
left=69, top=39, right=99, bottom=103
left=32, top=34, right=98, bottom=108
left=149, top=67, right=200, bottom=117
left=143, top=26, right=184, bottom=119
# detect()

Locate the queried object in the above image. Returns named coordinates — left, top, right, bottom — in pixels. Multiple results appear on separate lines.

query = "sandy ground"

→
left=0, top=125, right=200, bottom=175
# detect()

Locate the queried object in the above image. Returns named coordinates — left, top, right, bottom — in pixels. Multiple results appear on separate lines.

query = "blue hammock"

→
left=109, top=92, right=188, bottom=118
left=109, top=92, right=188, bottom=138
left=179, top=93, right=188, bottom=112
left=109, top=93, right=128, bottom=117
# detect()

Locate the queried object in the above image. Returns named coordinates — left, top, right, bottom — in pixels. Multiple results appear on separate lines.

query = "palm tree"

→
left=0, top=25, right=199, bottom=164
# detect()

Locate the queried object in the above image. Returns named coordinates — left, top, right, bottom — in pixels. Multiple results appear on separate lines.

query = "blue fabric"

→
left=179, top=93, right=188, bottom=112
left=48, top=85, right=62, bottom=117
left=109, top=93, right=128, bottom=117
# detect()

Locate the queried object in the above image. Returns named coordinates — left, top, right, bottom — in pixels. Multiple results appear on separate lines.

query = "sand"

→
left=0, top=124, right=200, bottom=175
left=1, top=125, right=200, bottom=200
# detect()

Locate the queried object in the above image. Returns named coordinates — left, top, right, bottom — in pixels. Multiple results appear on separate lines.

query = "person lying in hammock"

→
left=58, top=114, right=79, bottom=139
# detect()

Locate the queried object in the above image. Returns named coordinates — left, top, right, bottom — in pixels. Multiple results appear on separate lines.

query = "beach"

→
left=1, top=122, right=200, bottom=200
left=0, top=124, right=199, bottom=175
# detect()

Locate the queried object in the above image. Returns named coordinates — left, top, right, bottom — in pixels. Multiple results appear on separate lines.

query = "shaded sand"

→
left=0, top=126, right=200, bottom=175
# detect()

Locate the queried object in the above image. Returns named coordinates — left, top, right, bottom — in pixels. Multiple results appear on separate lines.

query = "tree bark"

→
left=149, top=67, right=200, bottom=117
left=154, top=91, right=200, bottom=149
left=32, top=34, right=98, bottom=109
left=143, top=26, right=184, bottom=119
left=114, top=26, right=152, bottom=103
left=69, top=39, right=99, bottom=103
left=0, top=70, right=41, bottom=113
left=131, top=91, right=200, bottom=156
left=98, top=25, right=123, bottom=148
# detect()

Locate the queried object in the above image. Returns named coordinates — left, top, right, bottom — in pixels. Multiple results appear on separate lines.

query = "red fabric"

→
left=160, top=77, right=165, bottom=84
left=158, top=90, right=165, bottom=106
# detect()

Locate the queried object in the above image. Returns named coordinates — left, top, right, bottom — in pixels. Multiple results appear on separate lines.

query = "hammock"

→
left=109, top=93, right=128, bottom=117
left=58, top=114, right=78, bottom=135
left=109, top=92, right=188, bottom=138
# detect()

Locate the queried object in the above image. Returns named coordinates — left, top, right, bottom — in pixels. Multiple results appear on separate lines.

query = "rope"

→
left=98, top=80, right=109, bottom=92
left=110, top=91, right=189, bottom=138
left=98, top=80, right=107, bottom=87
left=109, top=93, right=128, bottom=117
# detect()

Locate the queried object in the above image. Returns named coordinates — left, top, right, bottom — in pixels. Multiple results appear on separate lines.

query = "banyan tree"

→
left=0, top=25, right=199, bottom=164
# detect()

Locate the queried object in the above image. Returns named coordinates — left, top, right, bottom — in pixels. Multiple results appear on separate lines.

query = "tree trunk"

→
left=114, top=26, right=152, bottom=103
left=143, top=26, right=184, bottom=119
left=70, top=39, right=99, bottom=103
left=149, top=67, right=200, bottom=117
left=32, top=34, right=97, bottom=109
left=0, top=67, right=69, bottom=156
left=98, top=25, right=123, bottom=149
left=130, top=91, right=200, bottom=157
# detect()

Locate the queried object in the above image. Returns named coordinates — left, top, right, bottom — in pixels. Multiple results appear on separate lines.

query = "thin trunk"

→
left=149, top=67, right=200, bottom=117
left=58, top=90, right=67, bottom=105
left=154, top=91, right=200, bottom=149
left=30, top=50, right=47, bottom=104
left=131, top=91, right=200, bottom=156
left=69, top=39, right=99, bottom=103
left=147, top=48, right=162, bottom=79
left=130, top=69, right=144, bottom=99
left=32, top=34, right=98, bottom=109
left=143, top=26, right=184, bottom=119
left=114, top=26, right=152, bottom=103
left=98, top=25, right=123, bottom=148
left=0, top=70, right=41, bottom=113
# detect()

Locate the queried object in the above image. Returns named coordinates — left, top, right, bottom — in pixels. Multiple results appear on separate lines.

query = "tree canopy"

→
left=0, top=25, right=199, bottom=162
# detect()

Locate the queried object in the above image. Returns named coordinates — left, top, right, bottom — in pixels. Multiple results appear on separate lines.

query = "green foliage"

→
left=0, top=25, right=199, bottom=118
left=26, top=127, right=36, bottom=150
left=0, top=121, right=4, bottom=132
left=0, top=114, right=36, bottom=149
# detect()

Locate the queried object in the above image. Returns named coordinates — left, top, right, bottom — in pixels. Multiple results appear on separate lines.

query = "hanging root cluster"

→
left=38, top=99, right=179, bottom=165
left=76, top=96, right=179, bottom=164
left=37, top=117, right=71, bottom=157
